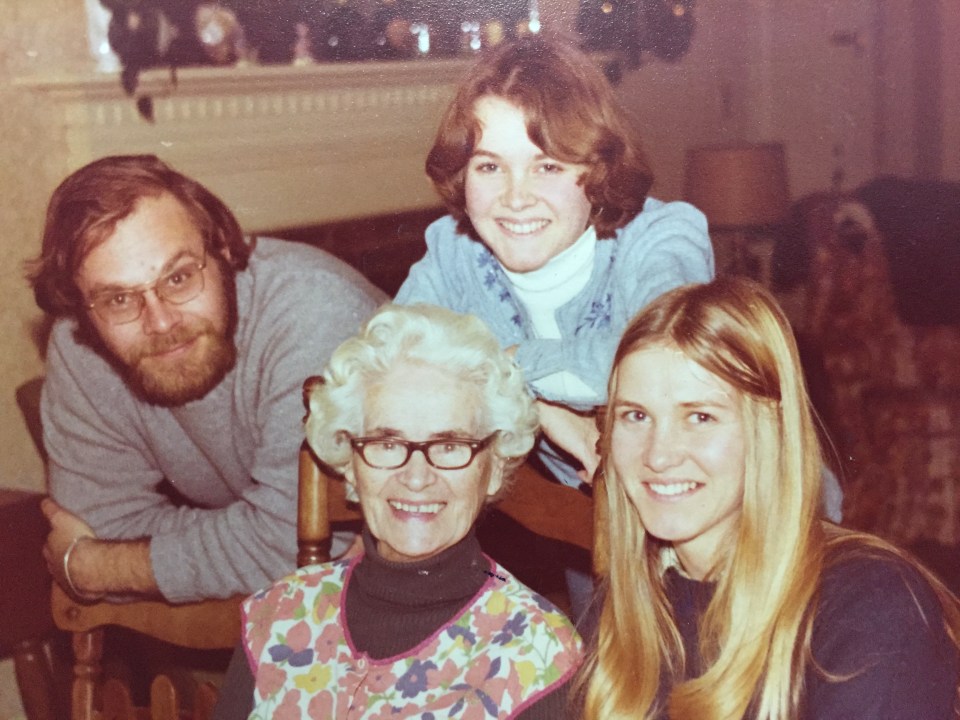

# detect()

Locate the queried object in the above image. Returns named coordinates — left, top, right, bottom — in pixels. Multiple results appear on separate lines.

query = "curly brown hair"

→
left=426, top=37, right=654, bottom=241
left=27, top=154, right=251, bottom=317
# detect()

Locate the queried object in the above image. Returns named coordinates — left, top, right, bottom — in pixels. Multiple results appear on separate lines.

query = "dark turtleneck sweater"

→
left=213, top=528, right=572, bottom=719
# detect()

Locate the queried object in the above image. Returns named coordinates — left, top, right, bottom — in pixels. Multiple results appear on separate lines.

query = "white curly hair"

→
left=305, top=303, right=539, bottom=498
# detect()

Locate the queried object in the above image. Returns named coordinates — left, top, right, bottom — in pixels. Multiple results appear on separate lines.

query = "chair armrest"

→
left=51, top=584, right=242, bottom=650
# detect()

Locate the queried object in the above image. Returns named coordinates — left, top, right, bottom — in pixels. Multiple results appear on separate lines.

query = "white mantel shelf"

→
left=19, top=58, right=474, bottom=97
left=20, top=59, right=475, bottom=232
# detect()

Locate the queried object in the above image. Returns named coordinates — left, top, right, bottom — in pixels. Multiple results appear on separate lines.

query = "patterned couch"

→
left=774, top=178, right=960, bottom=546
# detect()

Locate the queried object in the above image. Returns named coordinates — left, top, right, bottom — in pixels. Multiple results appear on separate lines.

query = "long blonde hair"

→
left=581, top=277, right=959, bottom=719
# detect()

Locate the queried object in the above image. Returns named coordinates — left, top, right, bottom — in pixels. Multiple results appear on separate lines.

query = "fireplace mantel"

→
left=20, top=59, right=473, bottom=232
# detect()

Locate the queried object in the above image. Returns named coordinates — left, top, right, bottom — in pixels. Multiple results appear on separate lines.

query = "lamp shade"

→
left=683, top=143, right=790, bottom=229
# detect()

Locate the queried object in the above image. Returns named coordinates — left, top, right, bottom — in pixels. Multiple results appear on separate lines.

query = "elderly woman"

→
left=577, top=278, right=959, bottom=719
left=215, top=304, right=582, bottom=719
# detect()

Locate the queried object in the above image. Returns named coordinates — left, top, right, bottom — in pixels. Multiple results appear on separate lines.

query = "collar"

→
left=352, top=526, right=489, bottom=609
left=501, top=225, right=597, bottom=294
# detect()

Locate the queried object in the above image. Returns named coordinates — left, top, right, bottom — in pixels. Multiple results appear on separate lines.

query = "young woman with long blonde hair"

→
left=578, top=277, right=959, bottom=719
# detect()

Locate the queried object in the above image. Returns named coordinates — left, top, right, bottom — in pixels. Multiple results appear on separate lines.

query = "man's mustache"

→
left=132, top=323, right=209, bottom=362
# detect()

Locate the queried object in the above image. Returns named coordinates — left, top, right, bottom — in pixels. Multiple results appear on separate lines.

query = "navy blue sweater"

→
left=579, top=550, right=959, bottom=718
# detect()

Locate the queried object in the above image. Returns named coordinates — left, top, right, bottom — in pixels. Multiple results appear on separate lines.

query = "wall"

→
left=0, top=8, right=88, bottom=718
left=745, top=0, right=879, bottom=194
left=939, top=0, right=960, bottom=181
left=740, top=0, right=959, bottom=194
left=576, top=0, right=952, bottom=199
left=613, top=1, right=736, bottom=199
left=1, top=2, right=88, bottom=504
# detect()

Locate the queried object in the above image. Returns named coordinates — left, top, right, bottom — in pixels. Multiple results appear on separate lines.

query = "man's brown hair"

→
left=28, top=154, right=251, bottom=316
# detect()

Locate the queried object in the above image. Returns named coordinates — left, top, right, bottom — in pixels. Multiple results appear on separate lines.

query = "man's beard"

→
left=126, top=320, right=237, bottom=407
left=75, top=257, right=241, bottom=408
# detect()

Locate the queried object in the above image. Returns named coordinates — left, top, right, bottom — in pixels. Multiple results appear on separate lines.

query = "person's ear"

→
left=343, top=465, right=361, bottom=503
left=485, top=456, right=507, bottom=499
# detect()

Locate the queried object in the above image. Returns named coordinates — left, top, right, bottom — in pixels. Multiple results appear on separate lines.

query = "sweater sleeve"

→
left=514, top=200, right=713, bottom=404
left=43, top=324, right=179, bottom=540
left=806, top=553, right=960, bottom=719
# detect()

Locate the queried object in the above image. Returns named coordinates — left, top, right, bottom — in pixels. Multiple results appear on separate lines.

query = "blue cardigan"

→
left=396, top=197, right=714, bottom=409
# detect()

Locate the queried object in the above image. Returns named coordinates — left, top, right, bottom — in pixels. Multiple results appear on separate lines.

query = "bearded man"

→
left=28, top=155, right=384, bottom=603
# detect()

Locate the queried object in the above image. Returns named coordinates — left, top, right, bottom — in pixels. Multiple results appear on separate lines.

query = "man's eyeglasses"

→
left=85, top=254, right=208, bottom=325
left=349, top=433, right=498, bottom=470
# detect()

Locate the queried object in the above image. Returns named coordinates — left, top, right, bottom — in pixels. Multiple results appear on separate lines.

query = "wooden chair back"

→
left=297, top=441, right=362, bottom=567
left=50, top=588, right=239, bottom=720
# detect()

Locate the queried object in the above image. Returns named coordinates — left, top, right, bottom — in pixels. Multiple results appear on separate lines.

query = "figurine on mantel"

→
left=195, top=3, right=247, bottom=65
left=371, top=0, right=415, bottom=59
left=90, top=0, right=588, bottom=81
left=311, top=0, right=370, bottom=62
left=290, top=22, right=314, bottom=65
left=99, top=0, right=247, bottom=94
left=100, top=0, right=181, bottom=93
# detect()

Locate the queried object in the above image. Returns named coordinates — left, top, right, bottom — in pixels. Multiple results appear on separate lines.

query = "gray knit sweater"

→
left=42, top=238, right=384, bottom=602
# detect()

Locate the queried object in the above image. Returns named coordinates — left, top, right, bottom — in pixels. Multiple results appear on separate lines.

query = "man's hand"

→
left=41, top=498, right=158, bottom=600
left=535, top=401, right=601, bottom=485
left=41, top=498, right=97, bottom=597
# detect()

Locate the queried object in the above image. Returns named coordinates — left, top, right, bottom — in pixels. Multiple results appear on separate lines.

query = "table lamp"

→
left=683, top=142, right=790, bottom=287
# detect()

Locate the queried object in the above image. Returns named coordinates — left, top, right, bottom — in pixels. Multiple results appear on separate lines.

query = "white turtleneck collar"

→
left=501, top=225, right=597, bottom=298
left=498, top=226, right=599, bottom=402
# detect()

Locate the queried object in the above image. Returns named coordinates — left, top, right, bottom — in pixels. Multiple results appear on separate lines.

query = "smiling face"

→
left=351, top=361, right=504, bottom=563
left=464, top=95, right=594, bottom=273
left=75, top=192, right=236, bottom=406
left=609, top=343, right=747, bottom=579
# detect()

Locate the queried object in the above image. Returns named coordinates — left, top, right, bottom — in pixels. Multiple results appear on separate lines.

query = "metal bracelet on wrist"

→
left=62, top=536, right=105, bottom=602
